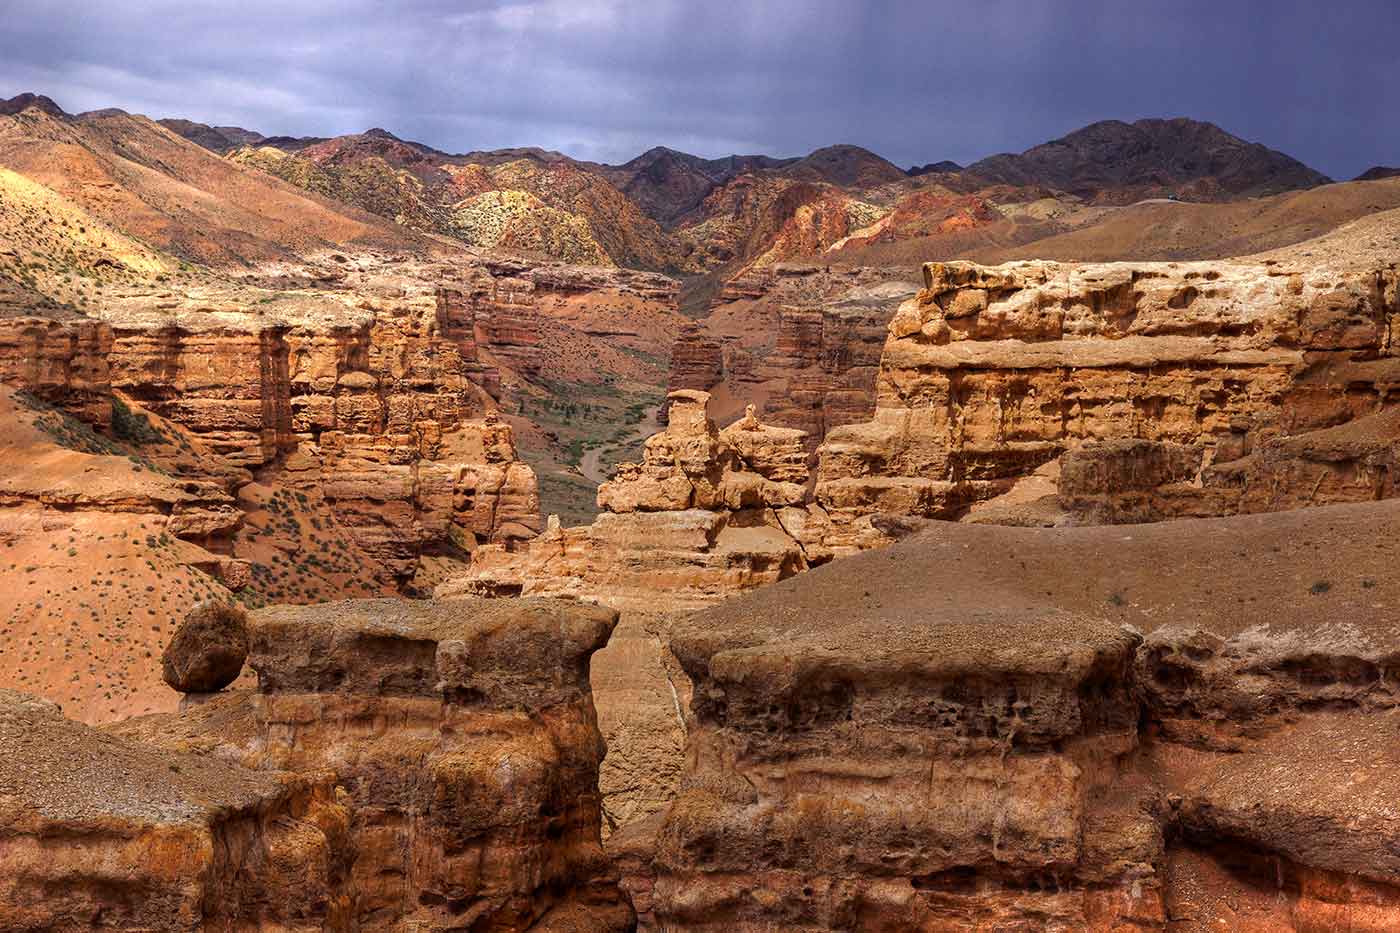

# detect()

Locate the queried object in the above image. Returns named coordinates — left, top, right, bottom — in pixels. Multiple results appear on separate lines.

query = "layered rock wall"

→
left=666, top=265, right=917, bottom=444
left=814, top=219, right=1400, bottom=540
left=0, top=688, right=356, bottom=931
left=0, top=279, right=542, bottom=579
left=95, top=596, right=634, bottom=930
left=472, top=257, right=681, bottom=385
left=0, top=314, right=113, bottom=425
left=451, top=390, right=810, bottom=610
left=626, top=503, right=1400, bottom=929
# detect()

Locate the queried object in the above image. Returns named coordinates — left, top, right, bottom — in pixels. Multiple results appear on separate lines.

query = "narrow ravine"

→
left=580, top=404, right=660, bottom=487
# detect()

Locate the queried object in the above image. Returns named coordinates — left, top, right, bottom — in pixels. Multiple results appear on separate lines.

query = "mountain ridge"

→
left=7, top=93, right=1347, bottom=274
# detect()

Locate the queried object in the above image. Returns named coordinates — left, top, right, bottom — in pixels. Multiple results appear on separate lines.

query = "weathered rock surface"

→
left=590, top=612, right=690, bottom=838
left=449, top=391, right=810, bottom=609
left=667, top=264, right=918, bottom=446
left=446, top=392, right=815, bottom=841
left=107, top=596, right=634, bottom=930
left=0, top=688, right=354, bottom=931
left=0, top=257, right=547, bottom=581
left=160, top=599, right=250, bottom=693
left=813, top=208, right=1400, bottom=544
left=625, top=500, right=1400, bottom=930
left=0, top=314, right=113, bottom=426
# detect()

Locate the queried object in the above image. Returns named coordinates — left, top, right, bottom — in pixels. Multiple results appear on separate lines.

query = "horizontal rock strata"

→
left=627, top=499, right=1400, bottom=929
left=103, top=595, right=634, bottom=930
left=0, top=688, right=354, bottom=931
left=814, top=212, right=1400, bottom=541
left=449, top=390, right=811, bottom=611
left=667, top=265, right=917, bottom=445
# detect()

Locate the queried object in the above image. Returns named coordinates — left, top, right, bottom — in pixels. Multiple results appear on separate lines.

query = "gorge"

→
left=2, top=79, right=1400, bottom=930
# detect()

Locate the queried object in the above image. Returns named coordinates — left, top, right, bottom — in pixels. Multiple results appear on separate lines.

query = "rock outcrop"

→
left=450, top=391, right=810, bottom=610
left=667, top=264, right=918, bottom=445
left=0, top=688, right=355, bottom=931
left=102, top=595, right=633, bottom=930
left=623, top=501, right=1400, bottom=930
left=446, top=392, right=820, bottom=840
left=0, top=313, right=113, bottom=426
left=813, top=209, right=1400, bottom=543
left=0, top=262, right=544, bottom=580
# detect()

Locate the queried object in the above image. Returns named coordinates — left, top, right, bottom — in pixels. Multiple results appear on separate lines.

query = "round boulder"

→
left=161, top=600, right=250, bottom=693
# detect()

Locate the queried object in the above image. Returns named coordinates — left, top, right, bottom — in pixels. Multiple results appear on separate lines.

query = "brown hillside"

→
left=0, top=106, right=428, bottom=265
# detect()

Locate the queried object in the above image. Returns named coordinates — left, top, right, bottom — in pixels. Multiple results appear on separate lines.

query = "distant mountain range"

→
left=4, top=91, right=1389, bottom=276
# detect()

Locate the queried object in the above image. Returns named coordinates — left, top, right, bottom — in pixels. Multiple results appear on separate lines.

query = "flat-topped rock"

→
left=0, top=688, right=351, bottom=930
left=0, top=688, right=284, bottom=826
left=250, top=596, right=617, bottom=708
left=812, top=211, right=1400, bottom=541
left=671, top=544, right=1138, bottom=754
left=111, top=596, right=633, bottom=931
left=642, top=499, right=1400, bottom=929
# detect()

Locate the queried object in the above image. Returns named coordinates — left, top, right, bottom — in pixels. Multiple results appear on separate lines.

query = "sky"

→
left=1, top=0, right=1396, bottom=179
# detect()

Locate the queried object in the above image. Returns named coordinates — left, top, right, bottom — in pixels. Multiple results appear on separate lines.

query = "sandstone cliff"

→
left=82, top=595, right=633, bottom=930
left=667, top=264, right=919, bottom=446
left=448, top=390, right=810, bottom=611
left=0, top=274, right=540, bottom=571
left=621, top=501, right=1400, bottom=929
left=0, top=688, right=356, bottom=931
left=813, top=207, right=1400, bottom=545
left=445, top=391, right=818, bottom=837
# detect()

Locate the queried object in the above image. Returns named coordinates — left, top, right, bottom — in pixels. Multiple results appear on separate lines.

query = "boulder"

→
left=160, top=600, right=249, bottom=693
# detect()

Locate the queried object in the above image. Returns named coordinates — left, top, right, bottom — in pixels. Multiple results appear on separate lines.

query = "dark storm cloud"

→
left=1, top=0, right=1396, bottom=178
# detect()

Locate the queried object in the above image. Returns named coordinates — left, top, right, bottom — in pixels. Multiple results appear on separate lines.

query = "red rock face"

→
left=666, top=265, right=918, bottom=446
left=4, top=595, right=632, bottom=931
left=0, top=315, right=113, bottom=426
left=471, top=266, right=545, bottom=380
left=0, top=275, right=541, bottom=584
left=666, top=323, right=724, bottom=399
left=234, top=598, right=631, bottom=929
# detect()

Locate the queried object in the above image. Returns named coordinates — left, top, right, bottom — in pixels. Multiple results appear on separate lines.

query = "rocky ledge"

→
left=0, top=687, right=352, bottom=930
left=6, top=595, right=632, bottom=931
left=620, top=499, right=1400, bottom=930
left=815, top=209, right=1400, bottom=541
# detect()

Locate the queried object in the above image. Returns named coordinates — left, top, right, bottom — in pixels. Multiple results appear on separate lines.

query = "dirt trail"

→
left=580, top=405, right=659, bottom=486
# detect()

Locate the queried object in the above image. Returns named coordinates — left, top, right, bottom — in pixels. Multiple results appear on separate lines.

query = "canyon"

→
left=4, top=84, right=1400, bottom=931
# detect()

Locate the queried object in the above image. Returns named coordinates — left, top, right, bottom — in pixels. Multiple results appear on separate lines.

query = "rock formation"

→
left=441, top=208, right=1400, bottom=868
left=813, top=208, right=1400, bottom=544
left=78, top=595, right=632, bottom=930
left=449, top=391, right=811, bottom=610
left=0, top=688, right=355, bottom=931
left=445, top=392, right=822, bottom=838
left=667, top=264, right=919, bottom=446
left=621, top=501, right=1400, bottom=929
left=0, top=259, right=547, bottom=575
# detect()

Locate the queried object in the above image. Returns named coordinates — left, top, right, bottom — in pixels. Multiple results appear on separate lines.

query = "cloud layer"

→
left=1, top=0, right=1396, bottom=177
